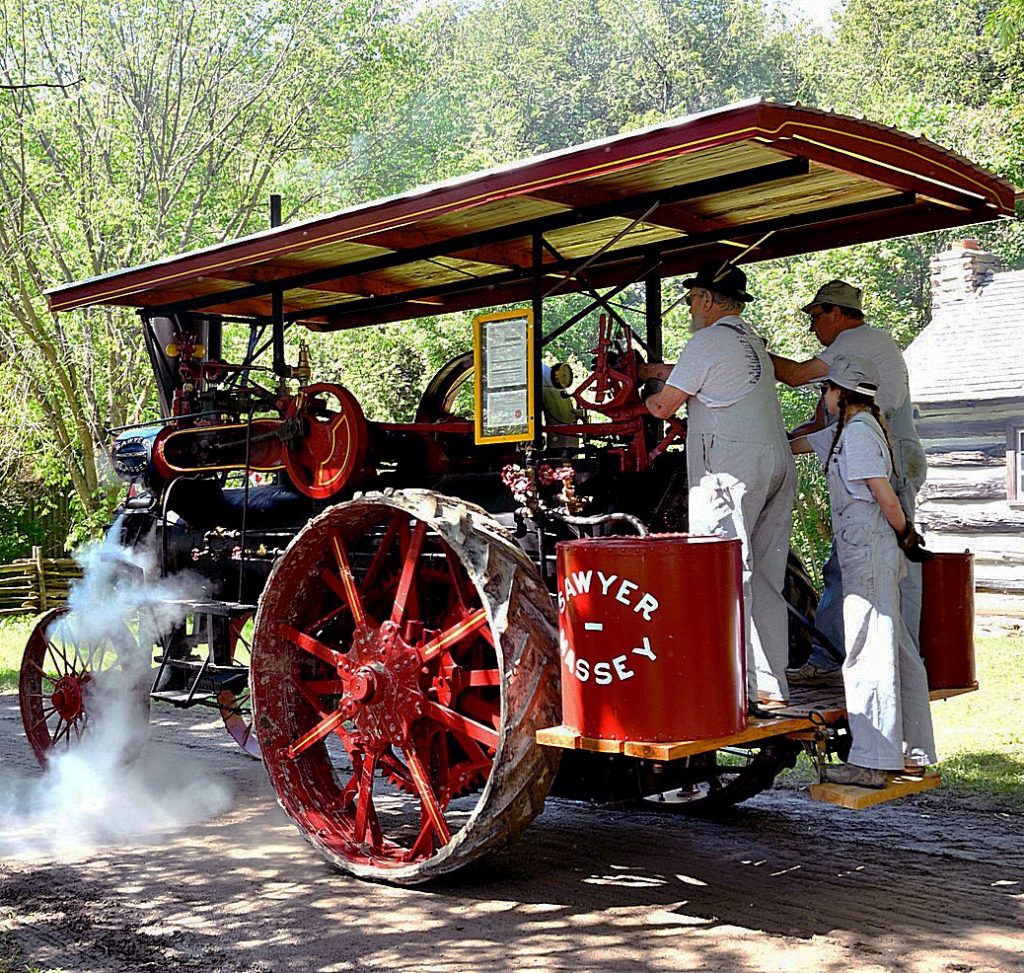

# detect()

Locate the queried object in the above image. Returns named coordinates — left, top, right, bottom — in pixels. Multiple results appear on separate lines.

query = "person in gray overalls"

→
left=790, top=356, right=936, bottom=787
left=772, top=280, right=927, bottom=683
left=642, top=261, right=795, bottom=712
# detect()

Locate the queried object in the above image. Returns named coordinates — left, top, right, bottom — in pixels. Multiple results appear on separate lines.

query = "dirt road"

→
left=1, top=692, right=1021, bottom=973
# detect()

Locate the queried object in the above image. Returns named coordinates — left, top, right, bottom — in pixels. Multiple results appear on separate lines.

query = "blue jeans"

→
left=806, top=542, right=845, bottom=669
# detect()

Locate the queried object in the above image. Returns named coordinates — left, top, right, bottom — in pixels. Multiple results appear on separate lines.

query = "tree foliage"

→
left=0, top=0, right=1021, bottom=556
left=0, top=0, right=410, bottom=518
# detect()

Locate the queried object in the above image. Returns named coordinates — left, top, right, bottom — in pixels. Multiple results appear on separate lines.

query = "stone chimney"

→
left=930, top=239, right=1001, bottom=308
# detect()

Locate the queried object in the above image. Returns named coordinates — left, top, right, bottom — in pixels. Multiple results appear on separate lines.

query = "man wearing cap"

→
left=641, top=260, right=796, bottom=711
left=771, top=280, right=928, bottom=684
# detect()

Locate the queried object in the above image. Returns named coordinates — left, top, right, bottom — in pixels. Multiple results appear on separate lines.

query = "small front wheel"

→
left=19, top=606, right=150, bottom=768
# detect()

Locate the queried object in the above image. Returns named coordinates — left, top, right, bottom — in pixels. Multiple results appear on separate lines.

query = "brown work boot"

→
left=786, top=661, right=842, bottom=687
left=823, top=763, right=888, bottom=788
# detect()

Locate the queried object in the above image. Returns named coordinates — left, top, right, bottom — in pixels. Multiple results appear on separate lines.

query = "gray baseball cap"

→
left=801, top=279, right=863, bottom=314
left=826, top=355, right=879, bottom=396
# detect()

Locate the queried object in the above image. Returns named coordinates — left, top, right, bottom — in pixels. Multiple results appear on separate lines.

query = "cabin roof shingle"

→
left=906, top=269, right=1024, bottom=403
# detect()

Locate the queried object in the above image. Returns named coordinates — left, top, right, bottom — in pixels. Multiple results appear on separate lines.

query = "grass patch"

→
left=780, top=633, right=1024, bottom=805
left=933, top=634, right=1024, bottom=803
left=0, top=615, right=34, bottom=690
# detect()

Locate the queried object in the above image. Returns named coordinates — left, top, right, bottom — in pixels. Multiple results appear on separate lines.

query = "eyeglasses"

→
left=808, top=310, right=827, bottom=324
left=818, top=383, right=830, bottom=395
left=685, top=289, right=704, bottom=307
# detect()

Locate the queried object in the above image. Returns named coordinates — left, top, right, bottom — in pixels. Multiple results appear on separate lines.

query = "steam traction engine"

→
left=26, top=304, right=793, bottom=882
left=23, top=101, right=1003, bottom=885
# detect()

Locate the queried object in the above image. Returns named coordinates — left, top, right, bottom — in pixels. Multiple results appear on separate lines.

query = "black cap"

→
left=682, top=259, right=753, bottom=303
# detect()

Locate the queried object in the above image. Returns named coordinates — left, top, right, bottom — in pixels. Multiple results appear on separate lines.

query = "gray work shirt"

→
left=817, top=323, right=910, bottom=417
left=667, top=315, right=763, bottom=407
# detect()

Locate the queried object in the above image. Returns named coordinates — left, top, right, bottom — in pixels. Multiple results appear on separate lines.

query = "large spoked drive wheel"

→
left=19, top=605, right=150, bottom=768
left=251, top=489, right=561, bottom=884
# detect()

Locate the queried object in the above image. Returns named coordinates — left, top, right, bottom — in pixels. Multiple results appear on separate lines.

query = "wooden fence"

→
left=0, top=547, right=81, bottom=616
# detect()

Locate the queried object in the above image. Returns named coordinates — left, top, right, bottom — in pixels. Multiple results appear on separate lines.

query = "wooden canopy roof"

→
left=46, top=100, right=1018, bottom=331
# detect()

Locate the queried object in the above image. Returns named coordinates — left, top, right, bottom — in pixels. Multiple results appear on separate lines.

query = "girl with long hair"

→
left=790, top=355, right=935, bottom=787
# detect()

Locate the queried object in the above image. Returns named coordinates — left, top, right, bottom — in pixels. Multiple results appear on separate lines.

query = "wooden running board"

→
left=809, top=771, right=941, bottom=809
left=535, top=686, right=976, bottom=763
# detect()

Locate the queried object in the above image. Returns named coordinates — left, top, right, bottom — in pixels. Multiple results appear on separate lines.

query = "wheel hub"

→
left=51, top=675, right=86, bottom=721
left=341, top=621, right=426, bottom=748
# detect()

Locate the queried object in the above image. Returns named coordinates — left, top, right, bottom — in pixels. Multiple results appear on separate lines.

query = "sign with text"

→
left=473, top=309, right=535, bottom=444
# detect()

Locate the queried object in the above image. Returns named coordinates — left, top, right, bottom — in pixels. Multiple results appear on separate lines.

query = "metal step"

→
left=153, top=656, right=248, bottom=676
left=151, top=689, right=205, bottom=706
left=160, top=598, right=257, bottom=618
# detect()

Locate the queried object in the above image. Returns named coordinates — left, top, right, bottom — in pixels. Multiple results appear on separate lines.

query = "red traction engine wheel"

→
left=283, top=383, right=369, bottom=499
left=251, top=490, right=561, bottom=884
left=19, top=605, right=150, bottom=768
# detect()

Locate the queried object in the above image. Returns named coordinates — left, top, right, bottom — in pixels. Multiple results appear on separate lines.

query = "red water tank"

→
left=919, top=552, right=976, bottom=690
left=556, top=534, right=746, bottom=742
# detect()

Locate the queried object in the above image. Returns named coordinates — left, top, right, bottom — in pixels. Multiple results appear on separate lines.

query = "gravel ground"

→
left=1, top=693, right=1022, bottom=973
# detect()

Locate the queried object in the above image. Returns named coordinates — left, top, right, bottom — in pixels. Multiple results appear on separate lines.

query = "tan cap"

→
left=800, top=279, right=862, bottom=314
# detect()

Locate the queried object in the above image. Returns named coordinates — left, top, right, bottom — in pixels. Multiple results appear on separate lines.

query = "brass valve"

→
left=292, top=341, right=312, bottom=382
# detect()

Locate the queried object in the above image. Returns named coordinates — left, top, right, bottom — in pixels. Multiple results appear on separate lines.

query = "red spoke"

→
left=286, top=703, right=355, bottom=760
left=292, top=679, right=358, bottom=749
left=353, top=750, right=378, bottom=845
left=51, top=717, right=69, bottom=747
left=360, top=513, right=402, bottom=594
left=467, top=669, right=501, bottom=688
left=422, top=700, right=499, bottom=750
left=331, top=534, right=366, bottom=628
left=407, top=816, right=437, bottom=861
left=390, top=520, right=427, bottom=626
left=300, top=677, right=348, bottom=696
left=28, top=707, right=57, bottom=731
left=461, top=694, right=501, bottom=730
left=47, top=642, right=74, bottom=677
left=275, top=623, right=348, bottom=672
left=306, top=601, right=351, bottom=634
left=26, top=661, right=57, bottom=685
left=379, top=746, right=413, bottom=786
left=403, top=743, right=451, bottom=845
left=419, top=608, right=489, bottom=664
left=444, top=547, right=476, bottom=613
left=459, top=735, right=494, bottom=778
left=319, top=568, right=352, bottom=613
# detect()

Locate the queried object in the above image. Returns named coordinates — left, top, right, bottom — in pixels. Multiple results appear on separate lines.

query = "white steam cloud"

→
left=0, top=522, right=233, bottom=858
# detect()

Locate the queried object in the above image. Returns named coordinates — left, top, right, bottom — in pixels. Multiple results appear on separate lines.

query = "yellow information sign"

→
left=473, top=309, right=535, bottom=444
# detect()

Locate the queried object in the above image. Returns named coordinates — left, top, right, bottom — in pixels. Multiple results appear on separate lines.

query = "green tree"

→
left=0, top=0, right=412, bottom=529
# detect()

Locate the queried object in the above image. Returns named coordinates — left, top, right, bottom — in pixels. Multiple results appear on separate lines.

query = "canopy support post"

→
left=645, top=266, right=662, bottom=363
left=532, top=232, right=544, bottom=449
left=269, top=193, right=287, bottom=379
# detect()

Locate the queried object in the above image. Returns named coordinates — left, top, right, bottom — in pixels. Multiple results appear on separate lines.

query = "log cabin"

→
left=905, top=240, right=1024, bottom=617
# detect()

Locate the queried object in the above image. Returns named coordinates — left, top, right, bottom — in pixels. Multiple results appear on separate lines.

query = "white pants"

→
left=689, top=436, right=796, bottom=703
left=837, top=520, right=937, bottom=770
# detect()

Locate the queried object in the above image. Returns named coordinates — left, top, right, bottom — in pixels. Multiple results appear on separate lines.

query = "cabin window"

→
left=1010, top=426, right=1024, bottom=502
